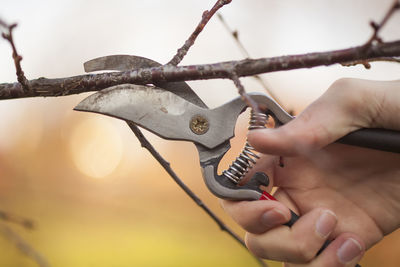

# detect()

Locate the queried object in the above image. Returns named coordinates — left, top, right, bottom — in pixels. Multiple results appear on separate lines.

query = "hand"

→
left=221, top=78, right=400, bottom=266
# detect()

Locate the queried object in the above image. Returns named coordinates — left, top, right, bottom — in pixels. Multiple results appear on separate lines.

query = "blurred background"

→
left=0, top=0, right=399, bottom=266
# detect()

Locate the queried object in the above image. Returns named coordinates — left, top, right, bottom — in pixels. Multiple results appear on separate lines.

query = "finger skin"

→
left=284, top=233, right=365, bottom=267
left=245, top=208, right=339, bottom=263
left=220, top=199, right=291, bottom=234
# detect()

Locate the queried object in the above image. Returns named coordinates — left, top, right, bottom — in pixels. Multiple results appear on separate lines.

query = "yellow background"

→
left=0, top=1, right=399, bottom=266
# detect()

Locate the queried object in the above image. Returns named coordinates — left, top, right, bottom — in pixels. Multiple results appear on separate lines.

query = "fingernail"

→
left=261, top=210, right=288, bottom=228
left=337, top=238, right=362, bottom=263
left=315, top=210, right=337, bottom=238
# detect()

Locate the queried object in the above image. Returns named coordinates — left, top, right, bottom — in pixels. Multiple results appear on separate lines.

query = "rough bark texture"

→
left=1, top=40, right=400, bottom=100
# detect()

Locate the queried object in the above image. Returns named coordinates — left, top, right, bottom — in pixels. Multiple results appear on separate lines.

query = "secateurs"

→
left=76, top=54, right=400, bottom=200
left=76, top=54, right=294, bottom=201
left=74, top=55, right=400, bottom=261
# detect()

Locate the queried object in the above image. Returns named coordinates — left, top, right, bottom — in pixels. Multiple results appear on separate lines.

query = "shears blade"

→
left=84, top=55, right=208, bottom=109
left=74, top=84, right=250, bottom=149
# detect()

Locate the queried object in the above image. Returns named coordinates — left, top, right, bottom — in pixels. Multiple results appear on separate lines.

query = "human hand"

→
left=222, top=78, right=400, bottom=266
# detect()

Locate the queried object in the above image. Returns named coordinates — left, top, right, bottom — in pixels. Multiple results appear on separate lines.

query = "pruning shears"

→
left=74, top=55, right=400, bottom=259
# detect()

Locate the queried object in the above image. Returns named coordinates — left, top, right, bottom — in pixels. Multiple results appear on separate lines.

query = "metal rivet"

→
left=190, top=115, right=209, bottom=135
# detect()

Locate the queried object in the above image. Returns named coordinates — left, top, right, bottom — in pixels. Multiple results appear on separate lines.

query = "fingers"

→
left=221, top=199, right=291, bottom=234
left=285, top=233, right=365, bottom=267
left=222, top=199, right=365, bottom=266
left=245, top=208, right=339, bottom=263
left=248, top=78, right=369, bottom=156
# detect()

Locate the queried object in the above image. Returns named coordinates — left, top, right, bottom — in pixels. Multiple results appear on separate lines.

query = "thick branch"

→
left=1, top=40, right=400, bottom=100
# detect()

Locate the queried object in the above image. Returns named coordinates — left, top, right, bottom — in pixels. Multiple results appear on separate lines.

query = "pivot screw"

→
left=190, top=115, right=209, bottom=135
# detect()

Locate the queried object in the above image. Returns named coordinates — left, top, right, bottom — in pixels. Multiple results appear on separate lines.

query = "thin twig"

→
left=0, top=223, right=50, bottom=267
left=217, top=13, right=250, bottom=58
left=126, top=122, right=267, bottom=267
left=1, top=19, right=33, bottom=95
left=0, top=210, right=35, bottom=230
left=167, top=0, right=232, bottom=66
left=341, top=56, right=400, bottom=69
left=217, top=13, right=286, bottom=109
left=365, top=0, right=400, bottom=46
left=0, top=18, right=8, bottom=28
left=230, top=72, right=260, bottom=114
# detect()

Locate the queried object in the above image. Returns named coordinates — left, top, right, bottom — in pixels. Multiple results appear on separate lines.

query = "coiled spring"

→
left=222, top=110, right=268, bottom=184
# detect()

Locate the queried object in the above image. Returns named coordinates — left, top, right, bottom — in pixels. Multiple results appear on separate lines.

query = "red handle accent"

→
left=259, top=191, right=277, bottom=201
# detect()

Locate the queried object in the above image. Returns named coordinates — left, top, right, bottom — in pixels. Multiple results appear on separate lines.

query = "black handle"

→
left=337, top=128, right=400, bottom=153
left=284, top=210, right=331, bottom=256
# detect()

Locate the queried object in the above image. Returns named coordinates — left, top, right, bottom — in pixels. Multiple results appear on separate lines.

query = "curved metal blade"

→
left=74, top=84, right=249, bottom=149
left=84, top=55, right=208, bottom=109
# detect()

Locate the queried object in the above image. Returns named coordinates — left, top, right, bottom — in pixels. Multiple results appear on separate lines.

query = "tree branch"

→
left=0, top=19, right=33, bottom=96
left=342, top=0, right=400, bottom=68
left=126, top=122, right=267, bottom=267
left=1, top=40, right=400, bottom=100
left=230, top=72, right=260, bottom=114
left=167, top=0, right=232, bottom=66
left=365, top=0, right=400, bottom=47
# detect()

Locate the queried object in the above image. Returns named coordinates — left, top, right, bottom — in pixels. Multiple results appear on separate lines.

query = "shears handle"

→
left=338, top=128, right=400, bottom=153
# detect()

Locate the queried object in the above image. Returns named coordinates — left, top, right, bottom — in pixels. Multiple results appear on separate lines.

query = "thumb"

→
left=248, top=83, right=361, bottom=156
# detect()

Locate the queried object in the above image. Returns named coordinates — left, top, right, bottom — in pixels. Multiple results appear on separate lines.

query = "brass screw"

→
left=190, top=115, right=209, bottom=135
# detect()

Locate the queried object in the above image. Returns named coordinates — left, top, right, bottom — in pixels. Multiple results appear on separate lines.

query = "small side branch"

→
left=0, top=19, right=33, bottom=95
left=126, top=122, right=267, bottom=267
left=167, top=0, right=232, bottom=66
left=341, top=56, right=400, bottom=69
left=365, top=0, right=400, bottom=46
left=230, top=72, right=260, bottom=114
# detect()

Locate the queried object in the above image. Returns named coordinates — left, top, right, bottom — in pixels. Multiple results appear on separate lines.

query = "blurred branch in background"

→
left=0, top=211, right=49, bottom=266
left=217, top=13, right=288, bottom=111
left=0, top=222, right=50, bottom=267
left=0, top=210, right=35, bottom=230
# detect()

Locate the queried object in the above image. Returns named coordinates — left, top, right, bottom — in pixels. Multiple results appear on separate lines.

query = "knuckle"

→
left=294, top=239, right=316, bottom=263
left=328, top=78, right=355, bottom=93
left=327, top=78, right=372, bottom=126
left=290, top=116, right=329, bottom=150
left=245, top=233, right=262, bottom=257
left=245, top=233, right=268, bottom=259
left=327, top=78, right=360, bottom=106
